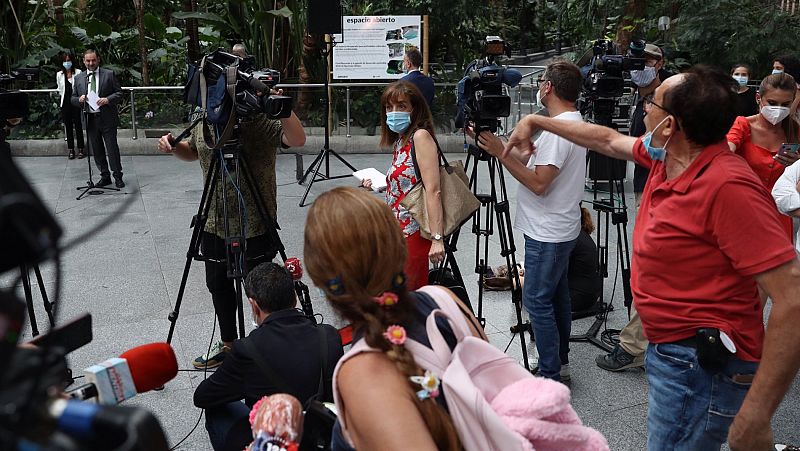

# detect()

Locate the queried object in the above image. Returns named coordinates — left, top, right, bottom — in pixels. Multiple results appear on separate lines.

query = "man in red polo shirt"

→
left=491, top=65, right=800, bottom=451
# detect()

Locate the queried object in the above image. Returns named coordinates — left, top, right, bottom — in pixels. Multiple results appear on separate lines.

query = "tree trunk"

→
left=133, top=0, right=149, bottom=85
left=615, top=0, right=647, bottom=54
left=296, top=33, right=318, bottom=121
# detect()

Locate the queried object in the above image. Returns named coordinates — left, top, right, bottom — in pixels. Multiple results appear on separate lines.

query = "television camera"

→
left=580, top=39, right=645, bottom=128
left=455, top=36, right=522, bottom=133
left=184, top=49, right=293, bottom=125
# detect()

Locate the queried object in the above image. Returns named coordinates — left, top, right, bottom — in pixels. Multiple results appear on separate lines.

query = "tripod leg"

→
left=166, top=157, right=220, bottom=344
left=32, top=265, right=55, bottom=327
left=20, top=266, right=39, bottom=337
left=298, top=150, right=326, bottom=185
left=299, top=149, right=328, bottom=207
left=491, top=163, right=530, bottom=370
left=329, top=149, right=359, bottom=172
left=235, top=278, right=246, bottom=338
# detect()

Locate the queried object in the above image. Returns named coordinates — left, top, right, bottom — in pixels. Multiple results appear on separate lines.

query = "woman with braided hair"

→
left=304, top=187, right=485, bottom=451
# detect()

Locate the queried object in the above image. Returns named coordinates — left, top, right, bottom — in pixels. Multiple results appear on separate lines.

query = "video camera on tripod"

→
left=579, top=39, right=645, bottom=128
left=455, top=36, right=522, bottom=134
left=184, top=48, right=293, bottom=128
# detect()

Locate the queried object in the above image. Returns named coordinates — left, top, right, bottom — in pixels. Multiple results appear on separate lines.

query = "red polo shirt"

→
left=632, top=139, right=796, bottom=362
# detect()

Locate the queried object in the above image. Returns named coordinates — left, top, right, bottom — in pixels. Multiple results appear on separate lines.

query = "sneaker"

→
left=560, top=364, right=571, bottom=381
left=192, top=341, right=230, bottom=369
left=596, top=344, right=644, bottom=372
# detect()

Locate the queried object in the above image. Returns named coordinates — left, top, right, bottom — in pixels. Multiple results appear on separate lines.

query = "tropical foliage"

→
left=2, top=0, right=800, bottom=137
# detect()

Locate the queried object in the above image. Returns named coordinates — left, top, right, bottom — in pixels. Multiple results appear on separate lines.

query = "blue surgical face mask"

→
left=63, top=61, right=73, bottom=70
left=772, top=69, right=784, bottom=75
left=641, top=116, right=672, bottom=161
left=386, top=111, right=411, bottom=134
left=732, top=75, right=748, bottom=86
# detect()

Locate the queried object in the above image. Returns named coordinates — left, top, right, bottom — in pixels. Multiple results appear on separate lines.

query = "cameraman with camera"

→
left=595, top=43, right=672, bottom=373
left=476, top=61, right=587, bottom=382
left=157, top=85, right=305, bottom=369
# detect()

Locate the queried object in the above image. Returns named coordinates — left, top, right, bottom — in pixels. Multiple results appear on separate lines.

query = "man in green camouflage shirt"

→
left=158, top=95, right=305, bottom=369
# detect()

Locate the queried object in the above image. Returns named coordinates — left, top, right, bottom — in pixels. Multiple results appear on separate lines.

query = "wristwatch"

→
left=431, top=233, right=443, bottom=241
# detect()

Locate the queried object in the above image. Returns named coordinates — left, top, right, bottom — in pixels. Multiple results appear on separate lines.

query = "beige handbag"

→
left=399, top=137, right=480, bottom=239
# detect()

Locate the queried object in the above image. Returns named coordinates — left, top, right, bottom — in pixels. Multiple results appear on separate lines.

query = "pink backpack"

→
left=332, top=285, right=608, bottom=451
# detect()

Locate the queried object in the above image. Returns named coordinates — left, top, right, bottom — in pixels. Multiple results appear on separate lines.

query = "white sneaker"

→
left=560, top=364, right=571, bottom=381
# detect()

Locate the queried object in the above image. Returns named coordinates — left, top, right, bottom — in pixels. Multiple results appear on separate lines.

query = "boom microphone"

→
left=69, top=343, right=178, bottom=404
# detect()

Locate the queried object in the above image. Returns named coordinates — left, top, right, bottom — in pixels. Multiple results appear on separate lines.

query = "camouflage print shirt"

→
left=189, top=114, right=283, bottom=240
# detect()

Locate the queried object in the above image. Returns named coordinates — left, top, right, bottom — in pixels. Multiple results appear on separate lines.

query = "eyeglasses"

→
left=643, top=94, right=672, bottom=115
left=536, top=76, right=550, bottom=88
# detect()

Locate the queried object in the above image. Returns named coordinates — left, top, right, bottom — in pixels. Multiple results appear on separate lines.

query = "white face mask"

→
left=732, top=75, right=748, bottom=87
left=536, top=81, right=549, bottom=108
left=631, top=66, right=657, bottom=87
left=761, top=105, right=791, bottom=125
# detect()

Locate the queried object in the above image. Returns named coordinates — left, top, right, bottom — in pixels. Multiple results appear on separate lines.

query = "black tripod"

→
left=298, top=35, right=357, bottom=207
left=75, top=82, right=119, bottom=200
left=18, top=263, right=54, bottom=337
left=444, top=139, right=531, bottom=370
left=166, top=119, right=314, bottom=345
left=568, top=136, right=633, bottom=352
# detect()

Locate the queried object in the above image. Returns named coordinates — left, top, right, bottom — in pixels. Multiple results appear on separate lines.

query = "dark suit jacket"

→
left=402, top=70, right=435, bottom=107
left=193, top=309, right=344, bottom=409
left=70, top=67, right=123, bottom=126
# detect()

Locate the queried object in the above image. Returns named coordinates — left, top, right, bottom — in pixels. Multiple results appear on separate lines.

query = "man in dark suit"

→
left=401, top=47, right=434, bottom=108
left=194, top=262, right=343, bottom=451
left=71, top=49, right=125, bottom=188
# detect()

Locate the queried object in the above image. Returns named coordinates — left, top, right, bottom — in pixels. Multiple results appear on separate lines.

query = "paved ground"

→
left=5, top=153, right=800, bottom=450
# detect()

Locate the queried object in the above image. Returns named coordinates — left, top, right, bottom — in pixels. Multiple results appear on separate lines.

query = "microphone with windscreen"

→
left=68, top=342, right=178, bottom=404
left=248, top=394, right=304, bottom=451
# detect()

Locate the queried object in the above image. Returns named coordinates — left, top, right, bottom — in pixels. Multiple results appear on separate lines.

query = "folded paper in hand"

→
left=353, top=168, right=387, bottom=192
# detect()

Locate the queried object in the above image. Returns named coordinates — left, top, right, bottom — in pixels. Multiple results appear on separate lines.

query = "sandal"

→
left=68, top=149, right=76, bottom=160
left=77, top=149, right=85, bottom=159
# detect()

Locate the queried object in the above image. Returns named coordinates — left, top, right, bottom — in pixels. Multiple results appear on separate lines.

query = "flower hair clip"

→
left=373, top=292, right=399, bottom=307
left=410, top=371, right=441, bottom=401
left=383, top=325, right=407, bottom=345
left=325, top=276, right=345, bottom=296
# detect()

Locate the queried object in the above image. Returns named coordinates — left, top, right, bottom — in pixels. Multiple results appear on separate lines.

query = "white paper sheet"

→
left=87, top=91, right=100, bottom=111
left=353, top=168, right=387, bottom=192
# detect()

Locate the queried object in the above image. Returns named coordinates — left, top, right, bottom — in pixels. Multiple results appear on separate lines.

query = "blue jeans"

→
left=522, top=235, right=576, bottom=380
left=205, top=401, right=252, bottom=451
left=646, top=343, right=758, bottom=451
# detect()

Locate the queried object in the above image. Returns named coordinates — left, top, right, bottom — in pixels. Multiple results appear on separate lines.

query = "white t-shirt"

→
left=515, top=110, right=587, bottom=243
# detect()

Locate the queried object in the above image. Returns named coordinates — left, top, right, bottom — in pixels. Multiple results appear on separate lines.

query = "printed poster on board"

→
left=332, top=16, right=422, bottom=80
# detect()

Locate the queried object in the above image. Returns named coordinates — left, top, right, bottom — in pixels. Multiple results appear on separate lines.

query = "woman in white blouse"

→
left=56, top=53, right=84, bottom=159
left=772, top=157, right=800, bottom=252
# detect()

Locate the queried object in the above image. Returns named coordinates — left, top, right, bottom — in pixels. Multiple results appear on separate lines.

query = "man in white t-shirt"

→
left=477, top=60, right=587, bottom=381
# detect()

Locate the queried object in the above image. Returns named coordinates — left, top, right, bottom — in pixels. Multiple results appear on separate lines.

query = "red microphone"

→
left=69, top=342, right=178, bottom=404
left=284, top=258, right=303, bottom=281
left=120, top=342, right=178, bottom=393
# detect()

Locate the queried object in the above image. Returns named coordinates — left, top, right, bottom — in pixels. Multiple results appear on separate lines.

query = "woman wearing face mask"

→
left=55, top=53, right=84, bottom=160
left=362, top=81, right=445, bottom=290
left=731, top=64, right=758, bottom=117
left=728, top=72, right=800, bottom=239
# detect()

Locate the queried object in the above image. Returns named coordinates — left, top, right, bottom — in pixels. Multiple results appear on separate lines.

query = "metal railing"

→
left=17, top=67, right=556, bottom=140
